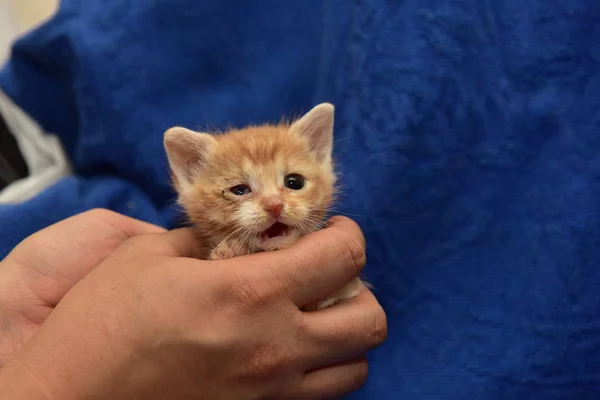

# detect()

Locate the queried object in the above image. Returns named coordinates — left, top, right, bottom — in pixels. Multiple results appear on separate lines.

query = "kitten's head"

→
left=164, top=103, right=337, bottom=250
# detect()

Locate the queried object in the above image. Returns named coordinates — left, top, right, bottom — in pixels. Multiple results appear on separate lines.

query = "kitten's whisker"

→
left=217, top=225, right=250, bottom=248
left=202, top=222, right=246, bottom=240
left=222, top=226, right=248, bottom=242
left=331, top=136, right=352, bottom=144
left=201, top=224, right=234, bottom=238
left=293, top=217, right=326, bottom=235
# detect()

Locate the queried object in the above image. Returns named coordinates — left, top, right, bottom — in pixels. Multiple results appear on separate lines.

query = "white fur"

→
left=234, top=201, right=261, bottom=228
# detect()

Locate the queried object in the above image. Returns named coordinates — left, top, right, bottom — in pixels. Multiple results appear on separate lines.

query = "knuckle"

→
left=118, top=234, right=155, bottom=254
left=121, top=234, right=146, bottom=248
left=226, top=271, right=278, bottom=312
left=293, top=312, right=311, bottom=339
left=246, top=344, right=286, bottom=380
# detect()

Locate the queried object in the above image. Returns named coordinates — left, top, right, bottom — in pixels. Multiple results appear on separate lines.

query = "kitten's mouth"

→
left=261, top=222, right=288, bottom=242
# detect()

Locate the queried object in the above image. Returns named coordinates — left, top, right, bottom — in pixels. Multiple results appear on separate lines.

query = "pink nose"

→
left=264, top=202, right=283, bottom=219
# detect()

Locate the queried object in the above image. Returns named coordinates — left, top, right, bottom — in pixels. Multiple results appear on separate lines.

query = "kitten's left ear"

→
left=290, top=103, right=334, bottom=164
left=164, top=127, right=217, bottom=193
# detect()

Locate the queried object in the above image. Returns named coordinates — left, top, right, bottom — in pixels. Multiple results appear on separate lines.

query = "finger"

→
left=10, top=208, right=165, bottom=264
left=142, top=227, right=206, bottom=259
left=297, top=357, right=368, bottom=400
left=299, top=289, right=387, bottom=369
left=86, top=208, right=166, bottom=237
left=232, top=216, right=366, bottom=307
left=7, top=209, right=165, bottom=305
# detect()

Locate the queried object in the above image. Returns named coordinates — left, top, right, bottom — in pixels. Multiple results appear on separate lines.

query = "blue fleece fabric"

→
left=2, top=0, right=600, bottom=398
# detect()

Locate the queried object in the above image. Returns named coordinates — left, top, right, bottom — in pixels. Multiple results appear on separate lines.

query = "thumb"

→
left=230, top=216, right=366, bottom=308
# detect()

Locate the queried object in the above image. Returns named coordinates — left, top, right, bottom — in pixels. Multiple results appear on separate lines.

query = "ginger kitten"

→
left=163, top=103, right=362, bottom=310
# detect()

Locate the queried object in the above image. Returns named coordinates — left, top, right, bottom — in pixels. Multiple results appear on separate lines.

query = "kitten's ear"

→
left=164, top=127, right=217, bottom=192
left=290, top=103, right=334, bottom=164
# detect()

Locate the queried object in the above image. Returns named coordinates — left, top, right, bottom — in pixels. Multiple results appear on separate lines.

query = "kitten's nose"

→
left=263, top=197, right=283, bottom=219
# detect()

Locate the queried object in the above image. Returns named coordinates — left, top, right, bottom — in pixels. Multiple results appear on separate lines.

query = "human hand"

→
left=0, top=216, right=386, bottom=400
left=0, top=209, right=165, bottom=366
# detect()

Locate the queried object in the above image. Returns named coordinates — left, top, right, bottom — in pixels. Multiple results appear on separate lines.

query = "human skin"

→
left=0, top=209, right=167, bottom=366
left=0, top=209, right=386, bottom=399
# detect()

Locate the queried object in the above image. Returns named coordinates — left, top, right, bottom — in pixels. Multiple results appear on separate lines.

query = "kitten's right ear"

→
left=163, top=127, right=217, bottom=192
left=290, top=103, right=334, bottom=164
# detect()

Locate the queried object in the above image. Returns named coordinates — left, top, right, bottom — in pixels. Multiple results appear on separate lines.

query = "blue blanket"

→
left=2, top=0, right=600, bottom=398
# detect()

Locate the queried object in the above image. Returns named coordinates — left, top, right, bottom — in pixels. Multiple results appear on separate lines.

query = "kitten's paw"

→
left=209, top=249, right=230, bottom=260
left=209, top=242, right=245, bottom=260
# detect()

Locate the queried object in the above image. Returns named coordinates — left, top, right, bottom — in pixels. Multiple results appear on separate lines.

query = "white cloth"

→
left=0, top=89, right=70, bottom=203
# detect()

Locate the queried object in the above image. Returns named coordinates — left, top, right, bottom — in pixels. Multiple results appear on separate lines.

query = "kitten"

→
left=163, top=103, right=362, bottom=310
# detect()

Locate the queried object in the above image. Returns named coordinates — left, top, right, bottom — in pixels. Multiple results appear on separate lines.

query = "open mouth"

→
left=261, top=222, right=288, bottom=242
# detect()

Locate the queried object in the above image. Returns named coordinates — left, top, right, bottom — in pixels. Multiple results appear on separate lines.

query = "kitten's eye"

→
left=230, top=184, right=251, bottom=196
left=284, top=174, right=305, bottom=190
